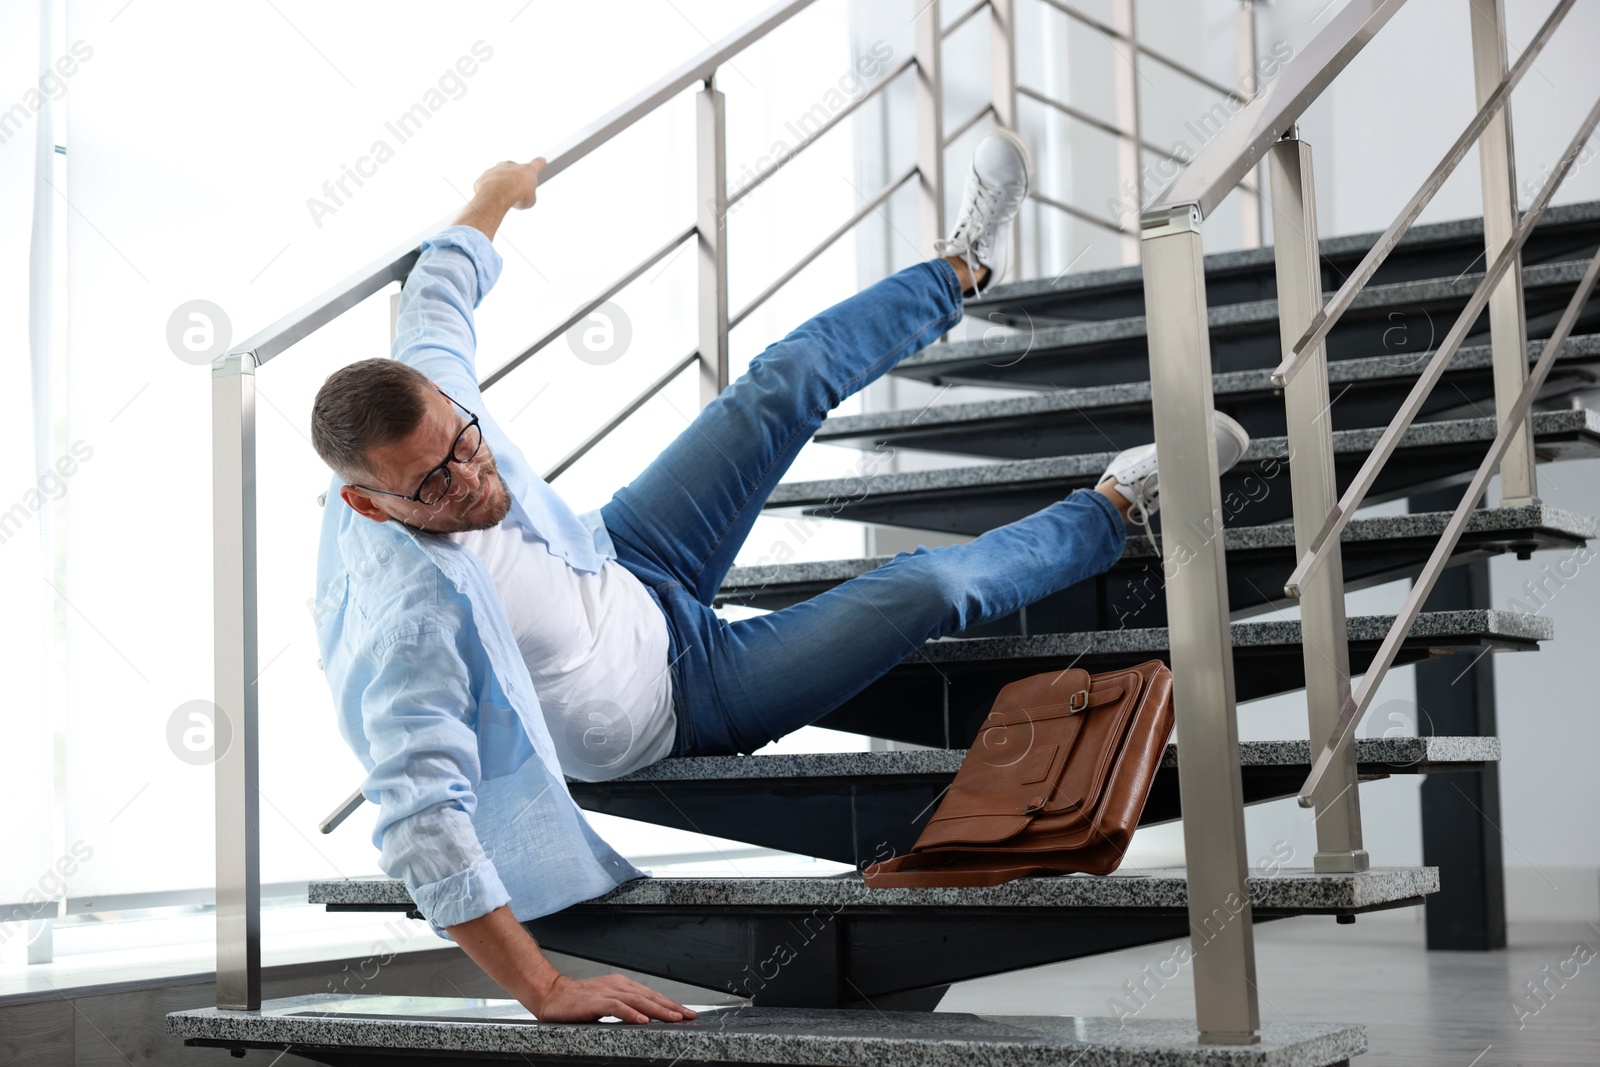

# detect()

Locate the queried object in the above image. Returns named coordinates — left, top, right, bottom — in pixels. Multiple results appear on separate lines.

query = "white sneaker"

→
left=1100, top=411, right=1251, bottom=530
left=935, top=127, right=1033, bottom=297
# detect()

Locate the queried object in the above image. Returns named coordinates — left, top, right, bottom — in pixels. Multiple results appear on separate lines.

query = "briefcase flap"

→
left=908, top=667, right=1144, bottom=849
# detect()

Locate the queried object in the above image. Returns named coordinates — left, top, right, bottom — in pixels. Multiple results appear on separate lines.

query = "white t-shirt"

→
left=445, top=517, right=677, bottom=781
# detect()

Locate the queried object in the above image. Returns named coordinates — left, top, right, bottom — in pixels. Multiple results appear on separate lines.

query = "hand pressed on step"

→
left=528, top=971, right=699, bottom=1025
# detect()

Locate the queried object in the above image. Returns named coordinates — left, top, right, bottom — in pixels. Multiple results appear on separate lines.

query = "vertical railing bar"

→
left=1471, top=0, right=1539, bottom=505
left=212, top=352, right=260, bottom=1011
left=1236, top=2, right=1263, bottom=248
left=1283, top=88, right=1600, bottom=597
left=1268, top=130, right=1368, bottom=873
left=913, top=0, right=946, bottom=269
left=697, top=77, right=730, bottom=410
left=1271, top=0, right=1574, bottom=388
left=989, top=0, right=1020, bottom=284
left=1110, top=0, right=1141, bottom=265
left=1299, top=240, right=1600, bottom=805
left=1140, top=202, right=1260, bottom=1044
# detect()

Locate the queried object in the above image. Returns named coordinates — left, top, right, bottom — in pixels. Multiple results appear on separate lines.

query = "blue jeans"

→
left=599, top=257, right=1126, bottom=758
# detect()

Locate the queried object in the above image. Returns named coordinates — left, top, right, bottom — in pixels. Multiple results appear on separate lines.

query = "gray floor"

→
left=938, top=916, right=1600, bottom=1066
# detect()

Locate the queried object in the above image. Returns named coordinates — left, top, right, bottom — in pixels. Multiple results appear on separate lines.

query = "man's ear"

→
left=340, top=484, right=390, bottom=523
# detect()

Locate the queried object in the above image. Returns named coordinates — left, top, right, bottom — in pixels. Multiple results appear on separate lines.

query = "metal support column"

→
left=1139, top=203, right=1259, bottom=1044
left=213, top=351, right=261, bottom=1010
left=913, top=0, right=945, bottom=256
left=1469, top=0, right=1539, bottom=506
left=696, top=79, right=730, bottom=409
left=1236, top=2, right=1263, bottom=248
left=1268, top=133, right=1368, bottom=874
left=1411, top=488, right=1508, bottom=950
left=1111, top=0, right=1142, bottom=265
left=990, top=0, right=1022, bottom=284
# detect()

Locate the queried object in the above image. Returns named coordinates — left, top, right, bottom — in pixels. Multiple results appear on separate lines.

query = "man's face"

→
left=339, top=386, right=513, bottom=535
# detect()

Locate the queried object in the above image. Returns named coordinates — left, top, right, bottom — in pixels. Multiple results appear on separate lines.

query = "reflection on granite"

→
left=167, top=994, right=1368, bottom=1065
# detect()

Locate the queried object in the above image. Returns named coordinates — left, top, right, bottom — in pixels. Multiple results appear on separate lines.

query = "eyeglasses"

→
left=348, top=388, right=484, bottom=506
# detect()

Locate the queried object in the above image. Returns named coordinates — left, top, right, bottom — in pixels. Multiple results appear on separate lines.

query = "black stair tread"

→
left=568, top=740, right=1492, bottom=867
left=166, top=997, right=1366, bottom=1067
left=717, top=504, right=1596, bottom=608
left=310, top=866, right=1436, bottom=913
left=809, top=609, right=1543, bottom=747
left=766, top=408, right=1600, bottom=533
left=814, top=335, right=1600, bottom=457
left=583, top=736, right=1500, bottom=784
left=968, top=196, right=1600, bottom=326
left=907, top=608, right=1546, bottom=664
left=897, top=258, right=1600, bottom=389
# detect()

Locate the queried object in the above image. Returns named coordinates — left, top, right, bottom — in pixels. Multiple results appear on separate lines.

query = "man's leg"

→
left=601, top=256, right=966, bottom=606
left=674, top=487, right=1129, bottom=756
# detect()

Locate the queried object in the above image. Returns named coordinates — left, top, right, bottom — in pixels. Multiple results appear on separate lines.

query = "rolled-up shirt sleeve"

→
left=358, top=624, right=510, bottom=929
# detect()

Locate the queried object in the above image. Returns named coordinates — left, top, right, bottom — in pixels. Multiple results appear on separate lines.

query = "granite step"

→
left=168, top=997, right=1367, bottom=1067
left=767, top=408, right=1600, bottom=535
left=811, top=609, right=1546, bottom=748
left=965, top=196, right=1600, bottom=328
left=306, top=867, right=1435, bottom=1014
left=816, top=335, right=1600, bottom=460
left=718, top=505, right=1594, bottom=633
left=900, top=257, right=1600, bottom=391
left=570, top=738, right=1498, bottom=867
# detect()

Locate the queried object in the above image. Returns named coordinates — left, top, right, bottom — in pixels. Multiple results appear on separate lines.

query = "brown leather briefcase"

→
left=862, top=659, right=1174, bottom=888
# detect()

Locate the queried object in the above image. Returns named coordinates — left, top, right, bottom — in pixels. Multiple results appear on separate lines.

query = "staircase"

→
left=170, top=0, right=1600, bottom=1063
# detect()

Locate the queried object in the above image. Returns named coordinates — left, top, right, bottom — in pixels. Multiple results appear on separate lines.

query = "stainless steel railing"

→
left=1136, top=0, right=1600, bottom=1042
left=209, top=0, right=1277, bottom=1027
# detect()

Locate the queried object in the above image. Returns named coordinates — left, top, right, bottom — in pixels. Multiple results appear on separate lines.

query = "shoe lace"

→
left=1125, top=487, right=1160, bottom=560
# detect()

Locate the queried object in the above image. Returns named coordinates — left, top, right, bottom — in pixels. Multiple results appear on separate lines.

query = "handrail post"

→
left=1267, top=131, right=1369, bottom=874
left=1112, top=0, right=1141, bottom=265
left=1470, top=0, right=1539, bottom=506
left=914, top=0, right=945, bottom=259
left=697, top=76, right=730, bottom=408
left=212, top=351, right=261, bottom=1010
left=1236, top=1, right=1263, bottom=248
left=990, top=0, right=1021, bottom=284
left=1139, top=202, right=1259, bottom=1044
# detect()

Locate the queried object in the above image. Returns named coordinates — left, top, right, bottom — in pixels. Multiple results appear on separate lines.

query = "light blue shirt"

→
left=313, top=225, right=650, bottom=941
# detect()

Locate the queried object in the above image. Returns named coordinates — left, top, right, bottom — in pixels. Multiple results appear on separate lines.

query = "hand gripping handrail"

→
left=1298, top=237, right=1600, bottom=806
left=220, top=0, right=820, bottom=370
left=1271, top=0, right=1574, bottom=390
left=1281, top=91, right=1600, bottom=600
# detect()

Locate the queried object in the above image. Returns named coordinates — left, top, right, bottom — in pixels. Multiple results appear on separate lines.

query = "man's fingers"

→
left=614, top=975, right=692, bottom=1015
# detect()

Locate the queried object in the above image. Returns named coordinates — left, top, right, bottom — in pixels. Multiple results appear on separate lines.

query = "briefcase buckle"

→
left=1068, top=688, right=1090, bottom=713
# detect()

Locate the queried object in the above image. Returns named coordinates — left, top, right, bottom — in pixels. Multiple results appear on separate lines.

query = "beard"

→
left=404, top=452, right=513, bottom=536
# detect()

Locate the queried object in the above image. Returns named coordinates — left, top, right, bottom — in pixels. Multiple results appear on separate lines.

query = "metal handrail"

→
left=730, top=162, right=921, bottom=329
left=1282, top=92, right=1600, bottom=599
left=1146, top=0, right=1408, bottom=221
left=942, top=0, right=991, bottom=41
left=480, top=224, right=697, bottom=391
left=1271, top=0, right=1574, bottom=389
left=221, top=0, right=820, bottom=369
left=1037, top=0, right=1237, bottom=99
left=727, top=55, right=916, bottom=207
left=543, top=348, right=701, bottom=483
left=1299, top=240, right=1600, bottom=805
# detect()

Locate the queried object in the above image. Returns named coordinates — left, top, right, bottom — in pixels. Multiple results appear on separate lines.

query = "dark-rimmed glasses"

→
left=348, top=388, right=483, bottom=506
